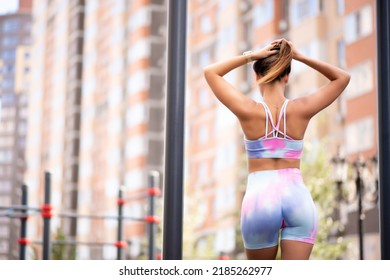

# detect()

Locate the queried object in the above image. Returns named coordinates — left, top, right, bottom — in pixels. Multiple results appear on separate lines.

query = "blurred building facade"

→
left=187, top=0, right=244, bottom=259
left=342, top=0, right=379, bottom=260
left=23, top=0, right=166, bottom=259
left=188, top=0, right=378, bottom=259
left=0, top=0, right=32, bottom=260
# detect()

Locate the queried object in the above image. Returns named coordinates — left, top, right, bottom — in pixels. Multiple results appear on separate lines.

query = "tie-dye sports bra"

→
left=244, top=99, right=304, bottom=159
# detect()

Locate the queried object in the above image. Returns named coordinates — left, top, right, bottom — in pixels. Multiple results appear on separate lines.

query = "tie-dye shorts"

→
left=241, top=168, right=318, bottom=250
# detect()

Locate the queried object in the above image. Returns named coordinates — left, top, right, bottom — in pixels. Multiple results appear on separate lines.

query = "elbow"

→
left=203, top=66, right=212, bottom=78
left=339, top=71, right=351, bottom=86
left=203, top=66, right=215, bottom=81
left=344, top=72, right=351, bottom=85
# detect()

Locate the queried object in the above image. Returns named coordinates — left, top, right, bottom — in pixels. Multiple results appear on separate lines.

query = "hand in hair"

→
left=271, top=38, right=301, bottom=60
left=250, top=43, right=279, bottom=60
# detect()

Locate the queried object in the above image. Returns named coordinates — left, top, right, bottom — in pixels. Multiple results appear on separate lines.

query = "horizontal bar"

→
left=0, top=205, right=41, bottom=212
left=31, top=240, right=123, bottom=247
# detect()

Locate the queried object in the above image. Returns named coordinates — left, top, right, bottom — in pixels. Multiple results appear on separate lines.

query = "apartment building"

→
left=187, top=0, right=245, bottom=259
left=0, top=0, right=32, bottom=260
left=24, top=0, right=166, bottom=259
left=77, top=0, right=166, bottom=260
left=342, top=0, right=379, bottom=260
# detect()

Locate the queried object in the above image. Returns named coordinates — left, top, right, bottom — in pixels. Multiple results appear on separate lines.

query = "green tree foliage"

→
left=301, top=141, right=349, bottom=259
left=51, top=227, right=76, bottom=260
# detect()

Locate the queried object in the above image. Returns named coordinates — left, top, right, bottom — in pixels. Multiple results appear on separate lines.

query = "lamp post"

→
left=369, top=156, right=379, bottom=204
left=353, top=156, right=366, bottom=260
left=331, top=154, right=379, bottom=260
left=331, top=153, right=348, bottom=236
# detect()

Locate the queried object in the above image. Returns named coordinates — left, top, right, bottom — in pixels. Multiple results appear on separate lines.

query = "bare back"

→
left=239, top=99, right=310, bottom=173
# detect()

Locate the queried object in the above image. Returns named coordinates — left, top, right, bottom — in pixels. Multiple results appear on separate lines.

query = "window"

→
left=337, top=39, right=346, bottom=68
left=253, top=0, right=274, bottom=27
left=126, top=70, right=148, bottom=95
left=213, top=184, right=236, bottom=217
left=2, top=19, right=19, bottom=32
left=0, top=240, right=9, bottom=253
left=126, top=103, right=146, bottom=127
left=200, top=15, right=213, bottom=33
left=112, top=0, right=125, bottom=15
left=125, top=202, right=144, bottom=219
left=1, top=93, right=15, bottom=106
left=346, top=61, right=373, bottom=98
left=291, top=0, right=320, bottom=26
left=337, top=0, right=345, bottom=15
left=0, top=227, right=9, bottom=238
left=1, top=80, right=14, bottom=90
left=129, top=237, right=142, bottom=259
left=346, top=117, right=374, bottom=155
left=217, top=23, right=236, bottom=52
left=215, top=103, right=236, bottom=130
left=125, top=170, right=144, bottom=190
left=2, top=36, right=18, bottom=47
left=214, top=227, right=235, bottom=253
left=213, top=143, right=236, bottom=175
left=0, top=181, right=12, bottom=192
left=218, top=0, right=235, bottom=14
left=199, top=88, right=210, bottom=108
left=2, top=64, right=13, bottom=75
left=198, top=48, right=211, bottom=68
left=107, top=148, right=120, bottom=165
left=128, top=7, right=149, bottom=32
left=1, top=50, right=15, bottom=61
left=103, top=246, right=116, bottom=260
left=18, top=121, right=27, bottom=135
left=0, top=195, right=11, bottom=205
left=198, top=124, right=209, bottom=144
left=292, top=40, right=326, bottom=73
left=344, top=5, right=372, bottom=44
left=197, top=162, right=208, bottom=184
left=125, top=136, right=145, bottom=158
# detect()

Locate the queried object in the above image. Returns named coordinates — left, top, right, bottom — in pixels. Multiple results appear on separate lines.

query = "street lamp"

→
left=331, top=153, right=348, bottom=234
left=365, top=156, right=379, bottom=204
left=353, top=156, right=366, bottom=260
left=331, top=154, right=379, bottom=260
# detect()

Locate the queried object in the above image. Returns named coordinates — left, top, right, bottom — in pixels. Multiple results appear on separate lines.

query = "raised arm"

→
left=203, top=45, right=278, bottom=120
left=288, top=41, right=351, bottom=119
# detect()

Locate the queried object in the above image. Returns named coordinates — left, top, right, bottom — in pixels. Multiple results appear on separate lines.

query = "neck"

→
left=260, top=82, right=286, bottom=104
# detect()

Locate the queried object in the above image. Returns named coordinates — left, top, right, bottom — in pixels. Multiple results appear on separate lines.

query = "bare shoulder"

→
left=285, top=98, right=311, bottom=139
left=286, top=98, right=304, bottom=113
left=238, top=99, right=265, bottom=121
left=287, top=97, right=312, bottom=119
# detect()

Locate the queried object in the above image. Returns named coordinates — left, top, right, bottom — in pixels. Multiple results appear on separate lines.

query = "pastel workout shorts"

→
left=240, top=168, right=318, bottom=250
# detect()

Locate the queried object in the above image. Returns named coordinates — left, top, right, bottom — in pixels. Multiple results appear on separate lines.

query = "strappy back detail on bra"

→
left=244, top=99, right=304, bottom=159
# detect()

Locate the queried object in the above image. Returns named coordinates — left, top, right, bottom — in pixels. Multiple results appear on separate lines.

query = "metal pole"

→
left=148, top=171, right=160, bottom=260
left=42, top=172, right=52, bottom=260
left=162, top=0, right=187, bottom=260
left=117, top=187, right=124, bottom=260
left=19, top=185, right=28, bottom=260
left=336, top=181, right=343, bottom=237
left=356, top=171, right=364, bottom=260
left=376, top=0, right=390, bottom=260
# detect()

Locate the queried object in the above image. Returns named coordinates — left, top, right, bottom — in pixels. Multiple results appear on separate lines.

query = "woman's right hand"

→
left=272, top=39, right=302, bottom=60
left=250, top=43, right=279, bottom=60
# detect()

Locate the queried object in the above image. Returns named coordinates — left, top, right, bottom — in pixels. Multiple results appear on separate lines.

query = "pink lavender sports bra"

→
left=244, top=99, right=304, bottom=159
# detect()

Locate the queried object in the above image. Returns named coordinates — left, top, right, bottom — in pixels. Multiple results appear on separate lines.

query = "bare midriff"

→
left=247, top=158, right=300, bottom=173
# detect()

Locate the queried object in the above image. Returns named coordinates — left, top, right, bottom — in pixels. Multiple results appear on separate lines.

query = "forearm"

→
left=295, top=54, right=349, bottom=81
left=203, top=55, right=248, bottom=77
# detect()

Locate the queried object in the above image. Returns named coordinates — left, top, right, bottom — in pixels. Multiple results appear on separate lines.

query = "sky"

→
left=0, top=0, right=18, bottom=15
